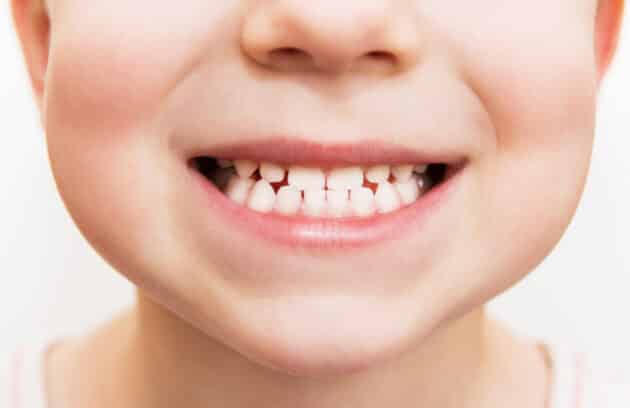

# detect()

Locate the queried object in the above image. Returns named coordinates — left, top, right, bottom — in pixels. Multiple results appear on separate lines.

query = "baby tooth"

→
left=414, top=164, right=428, bottom=173
left=247, top=180, right=276, bottom=213
left=365, top=165, right=390, bottom=183
left=395, top=177, right=420, bottom=205
left=260, top=162, right=285, bottom=183
left=217, top=159, right=234, bottom=168
left=234, top=160, right=258, bottom=178
left=350, top=187, right=375, bottom=217
left=392, top=164, right=414, bottom=182
left=326, top=190, right=350, bottom=218
left=274, top=186, right=302, bottom=215
left=288, top=166, right=325, bottom=190
left=327, top=167, right=363, bottom=190
left=225, top=176, right=254, bottom=205
left=374, top=182, right=401, bottom=213
left=303, top=189, right=326, bottom=217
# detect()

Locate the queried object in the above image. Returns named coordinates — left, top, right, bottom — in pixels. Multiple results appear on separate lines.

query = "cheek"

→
left=458, top=15, right=598, bottom=281
left=46, top=31, right=171, bottom=133
left=42, top=14, right=183, bottom=280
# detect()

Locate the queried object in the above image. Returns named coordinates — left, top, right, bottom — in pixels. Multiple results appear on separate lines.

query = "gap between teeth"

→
left=216, top=160, right=432, bottom=218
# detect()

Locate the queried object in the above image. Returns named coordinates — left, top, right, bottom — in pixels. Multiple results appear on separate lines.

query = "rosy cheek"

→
left=46, top=48, right=151, bottom=134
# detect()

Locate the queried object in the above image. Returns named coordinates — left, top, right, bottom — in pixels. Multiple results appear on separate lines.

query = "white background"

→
left=1, top=2, right=629, bottom=362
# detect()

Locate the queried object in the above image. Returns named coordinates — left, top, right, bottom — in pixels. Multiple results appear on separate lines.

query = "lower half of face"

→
left=44, top=0, right=597, bottom=375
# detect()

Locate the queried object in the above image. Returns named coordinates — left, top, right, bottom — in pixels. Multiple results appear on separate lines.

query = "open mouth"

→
left=190, top=157, right=450, bottom=218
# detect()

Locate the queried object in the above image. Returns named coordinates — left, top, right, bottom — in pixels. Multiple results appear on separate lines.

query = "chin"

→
left=210, top=294, right=429, bottom=378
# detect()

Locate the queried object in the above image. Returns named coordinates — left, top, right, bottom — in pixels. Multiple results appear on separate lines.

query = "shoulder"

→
left=543, top=339, right=630, bottom=408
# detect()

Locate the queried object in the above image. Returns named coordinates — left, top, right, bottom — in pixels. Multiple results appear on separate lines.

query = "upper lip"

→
left=185, top=137, right=467, bottom=167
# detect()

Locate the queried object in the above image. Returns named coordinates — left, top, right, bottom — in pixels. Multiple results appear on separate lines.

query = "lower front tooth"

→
left=350, top=187, right=375, bottom=217
left=374, top=182, right=401, bottom=213
left=225, top=176, right=254, bottom=205
left=395, top=177, right=420, bottom=205
left=247, top=180, right=276, bottom=213
left=303, top=189, right=326, bottom=217
left=326, top=190, right=350, bottom=218
left=274, top=186, right=302, bottom=215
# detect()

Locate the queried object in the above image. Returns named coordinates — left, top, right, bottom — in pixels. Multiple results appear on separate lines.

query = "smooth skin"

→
left=10, top=0, right=625, bottom=407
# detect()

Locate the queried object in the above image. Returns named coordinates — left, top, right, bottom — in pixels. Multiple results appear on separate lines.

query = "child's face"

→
left=33, top=0, right=608, bottom=372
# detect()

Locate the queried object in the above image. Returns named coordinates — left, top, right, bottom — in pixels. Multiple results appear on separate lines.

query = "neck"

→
left=61, top=290, right=547, bottom=408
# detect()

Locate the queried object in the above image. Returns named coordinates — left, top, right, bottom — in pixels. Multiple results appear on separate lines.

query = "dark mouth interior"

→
left=190, top=156, right=449, bottom=194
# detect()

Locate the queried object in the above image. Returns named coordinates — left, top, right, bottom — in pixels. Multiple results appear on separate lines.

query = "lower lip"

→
left=188, top=164, right=464, bottom=250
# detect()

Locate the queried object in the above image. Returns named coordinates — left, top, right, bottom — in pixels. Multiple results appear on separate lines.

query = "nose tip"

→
left=240, top=2, right=421, bottom=75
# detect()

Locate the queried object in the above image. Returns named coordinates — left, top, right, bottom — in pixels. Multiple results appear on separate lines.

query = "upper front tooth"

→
left=247, top=179, right=276, bottom=213
left=260, top=162, right=285, bottom=183
left=326, top=167, right=363, bottom=190
left=365, top=165, right=390, bottom=183
left=392, top=164, right=413, bottom=182
left=374, top=182, right=401, bottom=213
left=234, top=160, right=258, bottom=178
left=288, top=166, right=325, bottom=190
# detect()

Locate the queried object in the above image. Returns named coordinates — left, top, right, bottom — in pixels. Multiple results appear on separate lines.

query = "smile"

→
left=192, top=158, right=447, bottom=217
left=186, top=139, right=466, bottom=249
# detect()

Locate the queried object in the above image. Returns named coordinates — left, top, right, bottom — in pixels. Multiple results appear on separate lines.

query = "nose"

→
left=240, top=1, right=422, bottom=75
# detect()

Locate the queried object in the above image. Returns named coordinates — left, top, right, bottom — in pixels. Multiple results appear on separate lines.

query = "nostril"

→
left=363, top=50, right=399, bottom=67
left=272, top=47, right=306, bottom=56
left=365, top=50, right=394, bottom=60
left=267, top=47, right=313, bottom=67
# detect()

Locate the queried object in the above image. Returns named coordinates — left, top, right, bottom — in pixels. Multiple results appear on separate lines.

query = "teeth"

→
left=414, top=164, right=428, bottom=173
left=213, top=160, right=437, bottom=216
left=234, top=160, right=258, bottom=178
left=247, top=180, right=276, bottom=213
left=274, top=186, right=302, bottom=215
left=365, top=165, right=390, bottom=183
left=217, top=159, right=234, bottom=169
left=395, top=177, right=420, bottom=205
left=392, top=164, right=414, bottom=182
left=260, top=162, right=285, bottom=183
left=303, top=189, right=326, bottom=217
left=288, top=166, right=325, bottom=190
left=225, top=176, right=254, bottom=205
left=374, top=182, right=401, bottom=213
left=326, top=190, right=350, bottom=218
left=350, top=187, right=375, bottom=217
left=326, top=167, right=363, bottom=190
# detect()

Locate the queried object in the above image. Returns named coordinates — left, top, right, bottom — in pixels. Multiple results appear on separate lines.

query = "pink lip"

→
left=185, top=137, right=464, bottom=167
left=185, top=139, right=467, bottom=250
